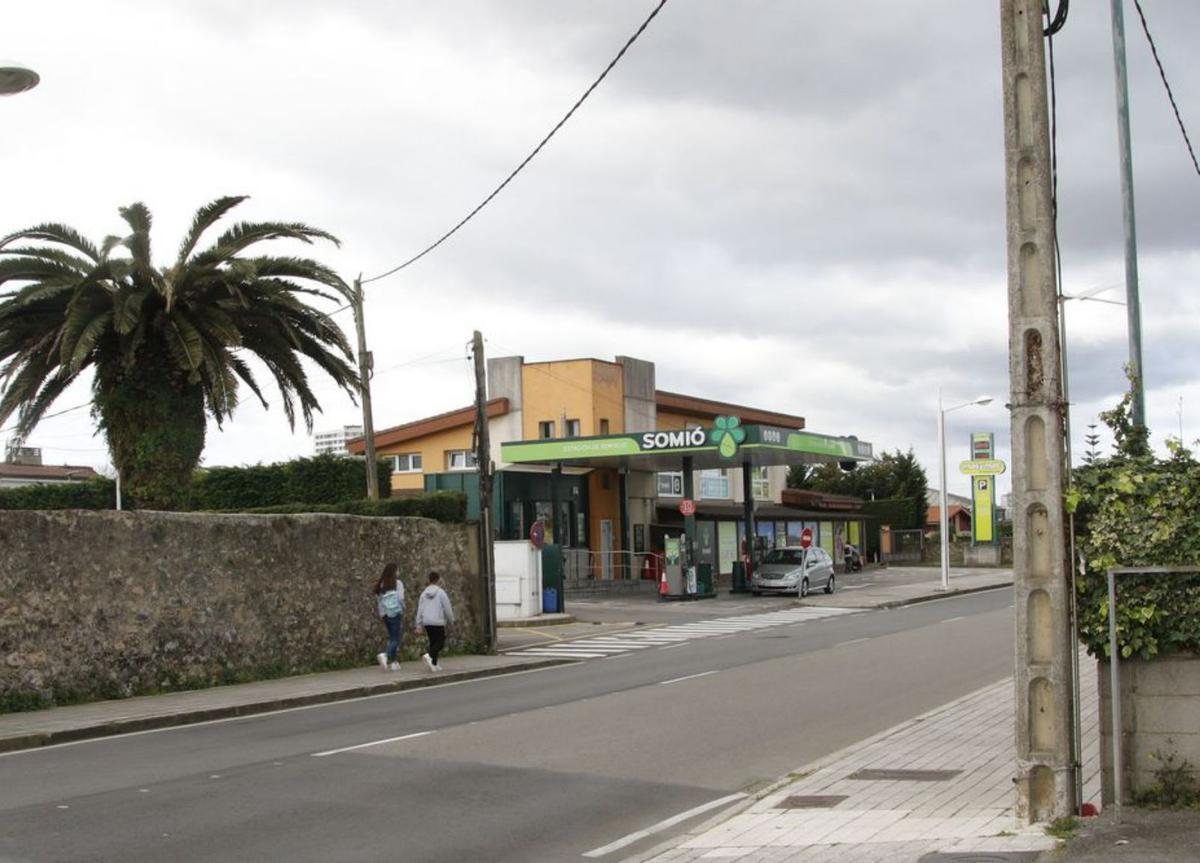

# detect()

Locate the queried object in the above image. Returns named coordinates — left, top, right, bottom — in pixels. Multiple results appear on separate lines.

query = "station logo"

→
left=710, top=416, right=745, bottom=458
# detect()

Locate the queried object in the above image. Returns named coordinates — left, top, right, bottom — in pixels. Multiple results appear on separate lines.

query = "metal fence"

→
left=563, top=549, right=662, bottom=586
left=882, top=529, right=923, bottom=563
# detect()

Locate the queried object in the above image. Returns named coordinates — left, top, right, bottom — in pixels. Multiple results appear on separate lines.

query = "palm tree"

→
left=0, top=197, right=360, bottom=509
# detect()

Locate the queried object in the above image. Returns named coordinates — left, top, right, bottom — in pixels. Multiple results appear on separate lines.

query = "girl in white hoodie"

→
left=415, top=571, right=455, bottom=671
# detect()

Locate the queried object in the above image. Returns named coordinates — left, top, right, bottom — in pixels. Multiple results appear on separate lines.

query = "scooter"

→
left=843, top=545, right=863, bottom=573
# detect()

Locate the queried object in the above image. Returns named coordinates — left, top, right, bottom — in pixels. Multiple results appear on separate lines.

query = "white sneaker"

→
left=389, top=662, right=401, bottom=672
left=422, top=653, right=434, bottom=671
left=432, top=663, right=443, bottom=673
left=377, top=652, right=388, bottom=670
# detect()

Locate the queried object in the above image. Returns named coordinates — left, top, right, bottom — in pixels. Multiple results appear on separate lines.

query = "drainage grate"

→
left=847, top=768, right=961, bottom=782
left=918, top=853, right=1041, bottom=862
left=777, top=795, right=848, bottom=809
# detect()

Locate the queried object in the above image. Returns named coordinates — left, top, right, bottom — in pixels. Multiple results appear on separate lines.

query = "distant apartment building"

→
left=313, top=425, right=363, bottom=457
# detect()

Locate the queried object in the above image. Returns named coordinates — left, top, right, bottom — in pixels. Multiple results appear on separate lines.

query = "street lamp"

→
left=0, top=62, right=39, bottom=96
left=938, top=393, right=993, bottom=591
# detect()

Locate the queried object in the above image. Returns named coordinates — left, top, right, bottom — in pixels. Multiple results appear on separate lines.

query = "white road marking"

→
left=658, top=670, right=719, bottom=686
left=311, top=730, right=433, bottom=757
left=582, top=792, right=747, bottom=857
left=835, top=638, right=870, bottom=647
left=943, top=616, right=966, bottom=623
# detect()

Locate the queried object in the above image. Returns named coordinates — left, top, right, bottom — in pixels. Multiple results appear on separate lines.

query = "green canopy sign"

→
left=500, top=417, right=872, bottom=470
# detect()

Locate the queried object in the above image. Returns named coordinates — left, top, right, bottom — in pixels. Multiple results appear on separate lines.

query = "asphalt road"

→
left=0, top=589, right=1014, bottom=862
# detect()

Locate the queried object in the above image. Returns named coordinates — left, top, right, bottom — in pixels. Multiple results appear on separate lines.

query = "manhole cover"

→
left=919, top=853, right=1041, bottom=862
left=777, top=795, right=848, bottom=809
left=847, top=768, right=961, bottom=782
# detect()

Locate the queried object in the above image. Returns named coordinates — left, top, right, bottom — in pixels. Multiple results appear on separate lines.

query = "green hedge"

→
left=1070, top=391, right=1200, bottom=660
left=239, top=492, right=467, bottom=523
left=191, top=455, right=392, bottom=509
left=0, top=477, right=117, bottom=510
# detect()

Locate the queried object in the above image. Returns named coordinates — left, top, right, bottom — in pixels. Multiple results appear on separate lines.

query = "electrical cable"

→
left=1130, top=0, right=1200, bottom=180
left=1044, top=0, right=1069, bottom=36
left=0, top=401, right=93, bottom=435
left=361, top=0, right=670, bottom=286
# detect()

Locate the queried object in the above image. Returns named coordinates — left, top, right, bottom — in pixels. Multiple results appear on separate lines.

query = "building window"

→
left=657, top=471, right=683, bottom=497
left=391, top=453, right=422, bottom=473
left=565, top=418, right=581, bottom=438
left=698, top=469, right=729, bottom=499
left=447, top=450, right=478, bottom=471
left=538, top=421, right=555, bottom=439
left=599, top=418, right=610, bottom=435
left=752, top=466, right=771, bottom=500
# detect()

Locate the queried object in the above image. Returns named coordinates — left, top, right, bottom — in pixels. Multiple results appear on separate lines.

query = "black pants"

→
left=425, top=625, right=446, bottom=665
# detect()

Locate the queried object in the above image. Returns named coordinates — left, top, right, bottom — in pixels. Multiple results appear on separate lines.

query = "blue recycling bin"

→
left=542, top=588, right=558, bottom=614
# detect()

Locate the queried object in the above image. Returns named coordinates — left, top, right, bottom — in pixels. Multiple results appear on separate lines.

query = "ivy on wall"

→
left=1070, top=390, right=1200, bottom=660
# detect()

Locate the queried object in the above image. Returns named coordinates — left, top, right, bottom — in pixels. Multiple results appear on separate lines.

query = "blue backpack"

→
left=381, top=589, right=403, bottom=617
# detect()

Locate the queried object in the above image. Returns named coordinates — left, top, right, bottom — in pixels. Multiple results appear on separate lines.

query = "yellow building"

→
left=351, top=355, right=869, bottom=579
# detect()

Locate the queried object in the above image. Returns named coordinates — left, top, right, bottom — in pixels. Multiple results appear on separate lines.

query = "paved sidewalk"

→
left=638, top=653, right=1100, bottom=862
left=0, top=653, right=565, bottom=754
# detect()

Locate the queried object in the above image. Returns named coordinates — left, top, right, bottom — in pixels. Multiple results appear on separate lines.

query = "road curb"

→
left=874, top=581, right=1013, bottom=609
left=0, top=658, right=572, bottom=756
left=497, top=614, right=577, bottom=628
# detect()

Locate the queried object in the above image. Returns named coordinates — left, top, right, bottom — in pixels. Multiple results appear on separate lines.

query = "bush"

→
left=1069, top=389, right=1200, bottom=660
left=0, top=477, right=117, bottom=510
left=191, top=455, right=392, bottom=509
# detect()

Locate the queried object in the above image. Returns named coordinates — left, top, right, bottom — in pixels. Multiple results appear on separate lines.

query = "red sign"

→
left=529, top=519, right=545, bottom=549
left=679, top=499, right=696, bottom=517
left=800, top=527, right=813, bottom=549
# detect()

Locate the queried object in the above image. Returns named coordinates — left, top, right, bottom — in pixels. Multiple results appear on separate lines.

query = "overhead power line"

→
left=1131, top=0, right=1200, bottom=180
left=362, top=0, right=670, bottom=286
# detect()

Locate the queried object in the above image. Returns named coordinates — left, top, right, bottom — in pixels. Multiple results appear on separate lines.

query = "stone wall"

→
left=1098, top=654, right=1200, bottom=804
left=0, top=510, right=481, bottom=709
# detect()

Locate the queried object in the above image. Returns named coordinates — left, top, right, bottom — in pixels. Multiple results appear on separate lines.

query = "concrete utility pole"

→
left=1108, top=0, right=1146, bottom=428
left=471, top=330, right=496, bottom=652
left=351, top=278, right=379, bottom=500
left=999, top=0, right=1077, bottom=823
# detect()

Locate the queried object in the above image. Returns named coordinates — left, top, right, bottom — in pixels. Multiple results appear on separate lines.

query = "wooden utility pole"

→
left=999, top=0, right=1076, bottom=823
left=471, top=330, right=496, bottom=651
left=352, top=278, right=379, bottom=500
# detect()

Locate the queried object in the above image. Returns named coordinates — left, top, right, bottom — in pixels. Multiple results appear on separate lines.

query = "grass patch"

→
left=1044, top=816, right=1080, bottom=841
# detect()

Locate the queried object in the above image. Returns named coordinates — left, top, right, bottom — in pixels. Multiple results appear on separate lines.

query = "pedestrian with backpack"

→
left=373, top=563, right=405, bottom=671
left=415, top=571, right=454, bottom=672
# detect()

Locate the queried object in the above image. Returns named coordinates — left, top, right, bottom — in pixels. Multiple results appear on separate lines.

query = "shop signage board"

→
left=958, top=432, right=1005, bottom=545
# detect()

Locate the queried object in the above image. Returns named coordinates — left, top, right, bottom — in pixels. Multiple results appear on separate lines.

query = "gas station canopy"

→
left=500, top=420, right=873, bottom=471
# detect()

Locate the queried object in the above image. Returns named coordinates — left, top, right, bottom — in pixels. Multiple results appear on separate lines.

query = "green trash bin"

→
left=697, top=563, right=714, bottom=597
left=731, top=561, right=748, bottom=592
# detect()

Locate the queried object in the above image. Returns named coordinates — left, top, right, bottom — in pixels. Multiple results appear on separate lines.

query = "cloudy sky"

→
left=4, top=1, right=1199, bottom=498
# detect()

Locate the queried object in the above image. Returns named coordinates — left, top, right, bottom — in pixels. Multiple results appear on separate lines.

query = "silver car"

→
left=751, top=546, right=836, bottom=597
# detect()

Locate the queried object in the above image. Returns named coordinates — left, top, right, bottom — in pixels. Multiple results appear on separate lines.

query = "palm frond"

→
left=117, top=203, right=153, bottom=272
left=0, top=223, right=100, bottom=262
left=191, top=221, right=340, bottom=268
left=176, top=196, right=249, bottom=267
left=12, top=370, right=79, bottom=440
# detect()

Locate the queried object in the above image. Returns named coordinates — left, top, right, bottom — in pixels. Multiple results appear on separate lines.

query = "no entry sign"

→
left=800, top=526, right=813, bottom=549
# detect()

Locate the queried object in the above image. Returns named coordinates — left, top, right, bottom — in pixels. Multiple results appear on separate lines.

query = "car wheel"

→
left=825, top=574, right=836, bottom=594
left=800, top=578, right=809, bottom=598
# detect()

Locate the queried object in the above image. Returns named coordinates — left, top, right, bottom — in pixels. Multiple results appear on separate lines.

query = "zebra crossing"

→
left=506, top=606, right=862, bottom=660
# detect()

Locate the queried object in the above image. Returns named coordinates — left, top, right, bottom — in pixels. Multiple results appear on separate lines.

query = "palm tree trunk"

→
left=94, top=356, right=206, bottom=510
